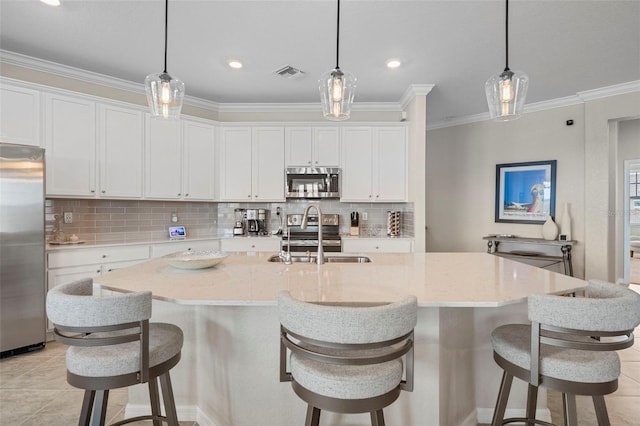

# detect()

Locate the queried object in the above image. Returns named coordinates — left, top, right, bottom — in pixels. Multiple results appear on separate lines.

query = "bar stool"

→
left=277, top=290, right=417, bottom=426
left=46, top=278, right=183, bottom=426
left=490, top=280, right=640, bottom=426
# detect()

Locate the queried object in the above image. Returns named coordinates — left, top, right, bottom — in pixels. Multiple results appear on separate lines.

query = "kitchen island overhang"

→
left=94, top=252, right=586, bottom=426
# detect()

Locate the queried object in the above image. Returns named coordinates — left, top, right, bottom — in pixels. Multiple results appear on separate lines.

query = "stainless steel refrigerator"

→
left=0, top=143, right=46, bottom=357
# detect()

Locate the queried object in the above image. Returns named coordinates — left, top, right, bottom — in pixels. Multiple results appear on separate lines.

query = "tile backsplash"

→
left=46, top=199, right=218, bottom=244
left=46, top=199, right=414, bottom=244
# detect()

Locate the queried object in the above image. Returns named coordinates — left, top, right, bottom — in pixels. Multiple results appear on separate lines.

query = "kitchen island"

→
left=95, top=252, right=586, bottom=426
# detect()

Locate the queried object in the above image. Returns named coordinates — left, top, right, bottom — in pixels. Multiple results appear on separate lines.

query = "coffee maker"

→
left=246, top=209, right=259, bottom=235
left=246, top=209, right=269, bottom=236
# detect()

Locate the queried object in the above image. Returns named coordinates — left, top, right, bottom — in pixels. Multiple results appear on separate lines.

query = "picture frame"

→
left=495, top=160, right=557, bottom=224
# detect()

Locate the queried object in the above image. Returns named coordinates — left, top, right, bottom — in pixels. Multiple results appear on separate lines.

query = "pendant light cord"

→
left=163, top=0, right=168, bottom=74
left=504, top=0, right=509, bottom=71
left=335, top=0, right=341, bottom=69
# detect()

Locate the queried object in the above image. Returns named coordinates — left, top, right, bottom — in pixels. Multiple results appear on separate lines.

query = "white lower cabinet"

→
left=220, top=237, right=280, bottom=252
left=342, top=238, right=413, bottom=253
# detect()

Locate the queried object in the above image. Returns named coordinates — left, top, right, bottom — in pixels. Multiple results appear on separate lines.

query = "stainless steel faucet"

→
left=301, top=203, right=324, bottom=265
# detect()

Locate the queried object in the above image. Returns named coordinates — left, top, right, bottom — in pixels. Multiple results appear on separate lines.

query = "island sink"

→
left=267, top=254, right=371, bottom=264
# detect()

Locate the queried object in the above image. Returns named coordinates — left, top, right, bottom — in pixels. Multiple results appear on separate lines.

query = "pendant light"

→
left=319, top=0, right=356, bottom=121
left=485, top=0, right=528, bottom=121
left=144, top=0, right=185, bottom=119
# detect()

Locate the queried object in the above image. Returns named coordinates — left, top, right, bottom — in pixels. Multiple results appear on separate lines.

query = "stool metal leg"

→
left=305, top=405, right=321, bottom=426
left=492, top=371, right=513, bottom=426
left=562, top=393, right=578, bottom=426
left=526, top=383, right=538, bottom=423
left=148, top=377, right=162, bottom=426
left=79, top=390, right=95, bottom=426
left=159, top=372, right=180, bottom=425
left=592, top=395, right=610, bottom=426
left=90, top=390, right=109, bottom=426
left=371, top=409, right=385, bottom=426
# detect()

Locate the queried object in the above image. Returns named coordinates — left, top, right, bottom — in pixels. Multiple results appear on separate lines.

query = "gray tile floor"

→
left=0, top=341, right=196, bottom=426
left=1, top=312, right=639, bottom=425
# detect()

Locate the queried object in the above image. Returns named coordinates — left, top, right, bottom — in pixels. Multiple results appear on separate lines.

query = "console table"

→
left=483, top=235, right=576, bottom=276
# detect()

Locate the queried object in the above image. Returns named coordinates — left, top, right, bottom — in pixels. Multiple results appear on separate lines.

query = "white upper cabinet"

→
left=0, top=81, right=41, bottom=147
left=253, top=127, right=285, bottom=201
left=373, top=127, right=407, bottom=202
left=219, top=127, right=253, bottom=201
left=98, top=103, right=144, bottom=198
left=285, top=126, right=340, bottom=167
left=144, top=117, right=182, bottom=199
left=341, top=126, right=407, bottom=202
left=182, top=119, right=216, bottom=200
left=220, top=126, right=285, bottom=201
left=44, top=93, right=96, bottom=197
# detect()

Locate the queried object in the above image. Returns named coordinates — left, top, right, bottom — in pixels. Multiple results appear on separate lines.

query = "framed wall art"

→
left=495, top=160, right=556, bottom=224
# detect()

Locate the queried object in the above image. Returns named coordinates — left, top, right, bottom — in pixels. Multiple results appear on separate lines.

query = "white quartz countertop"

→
left=94, top=252, right=586, bottom=307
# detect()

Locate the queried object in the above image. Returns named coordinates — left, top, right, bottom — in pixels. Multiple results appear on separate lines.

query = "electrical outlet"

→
left=362, top=212, right=368, bottom=221
left=63, top=212, right=73, bottom=224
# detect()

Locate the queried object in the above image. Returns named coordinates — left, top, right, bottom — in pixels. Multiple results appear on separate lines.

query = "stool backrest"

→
left=46, top=278, right=153, bottom=382
left=278, top=291, right=418, bottom=391
left=526, top=280, right=640, bottom=386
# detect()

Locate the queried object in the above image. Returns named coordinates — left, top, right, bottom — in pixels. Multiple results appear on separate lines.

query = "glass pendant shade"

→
left=319, top=68, right=356, bottom=121
left=485, top=69, right=528, bottom=121
left=145, top=72, right=185, bottom=119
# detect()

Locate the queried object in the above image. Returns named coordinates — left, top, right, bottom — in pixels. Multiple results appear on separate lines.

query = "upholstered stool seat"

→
left=47, top=278, right=183, bottom=426
left=490, top=280, right=640, bottom=426
left=492, top=324, right=621, bottom=384
left=278, top=291, right=417, bottom=426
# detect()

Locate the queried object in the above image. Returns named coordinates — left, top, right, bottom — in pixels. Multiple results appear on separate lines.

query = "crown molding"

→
left=577, top=80, right=640, bottom=101
left=399, top=84, right=435, bottom=110
left=428, top=82, right=639, bottom=131
left=0, top=49, right=221, bottom=111
left=0, top=49, right=411, bottom=114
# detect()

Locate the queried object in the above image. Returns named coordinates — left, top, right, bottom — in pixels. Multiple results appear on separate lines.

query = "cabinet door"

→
left=374, top=127, right=407, bottom=202
left=0, top=82, right=41, bottom=146
left=98, top=104, right=143, bottom=198
left=343, top=238, right=413, bottom=253
left=220, top=127, right=253, bottom=201
left=253, top=127, right=285, bottom=201
left=182, top=120, right=216, bottom=200
left=145, top=117, right=182, bottom=199
left=285, top=127, right=313, bottom=166
left=44, top=93, right=96, bottom=197
left=220, top=237, right=280, bottom=252
left=313, top=127, right=340, bottom=166
left=47, top=265, right=101, bottom=331
left=340, top=127, right=373, bottom=202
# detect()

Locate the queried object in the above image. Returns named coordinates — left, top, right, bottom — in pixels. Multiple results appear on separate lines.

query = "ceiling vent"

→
left=273, top=65, right=305, bottom=80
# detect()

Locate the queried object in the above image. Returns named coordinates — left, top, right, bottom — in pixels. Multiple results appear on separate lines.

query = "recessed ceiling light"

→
left=386, top=59, right=402, bottom=69
left=228, top=60, right=243, bottom=69
left=40, top=0, right=60, bottom=6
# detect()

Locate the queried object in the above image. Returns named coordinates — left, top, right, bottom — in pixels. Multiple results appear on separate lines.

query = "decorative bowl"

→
left=164, top=250, right=229, bottom=270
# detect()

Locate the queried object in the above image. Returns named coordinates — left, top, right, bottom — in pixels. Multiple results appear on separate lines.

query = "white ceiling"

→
left=1, top=0, right=639, bottom=125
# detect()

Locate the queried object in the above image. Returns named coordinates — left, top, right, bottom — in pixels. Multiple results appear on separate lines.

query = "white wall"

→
left=426, top=104, right=586, bottom=277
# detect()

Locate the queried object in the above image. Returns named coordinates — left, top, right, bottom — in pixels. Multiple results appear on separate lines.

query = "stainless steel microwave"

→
left=285, top=167, right=341, bottom=199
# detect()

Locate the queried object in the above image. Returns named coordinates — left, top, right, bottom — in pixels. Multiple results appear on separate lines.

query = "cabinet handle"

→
left=248, top=195, right=251, bottom=198
left=369, top=195, right=372, bottom=198
left=251, top=244, right=256, bottom=248
left=91, top=190, right=95, bottom=193
left=185, top=193, right=189, bottom=197
left=376, top=195, right=379, bottom=199
left=177, top=193, right=181, bottom=197
left=254, top=195, right=258, bottom=198
left=101, top=190, right=106, bottom=194
left=376, top=246, right=380, bottom=250
left=96, top=269, right=101, bottom=274
left=308, top=161, right=312, bottom=164
left=102, top=254, right=107, bottom=258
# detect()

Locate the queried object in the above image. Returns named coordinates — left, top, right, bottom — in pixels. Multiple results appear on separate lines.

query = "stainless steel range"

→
left=283, top=214, right=341, bottom=253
